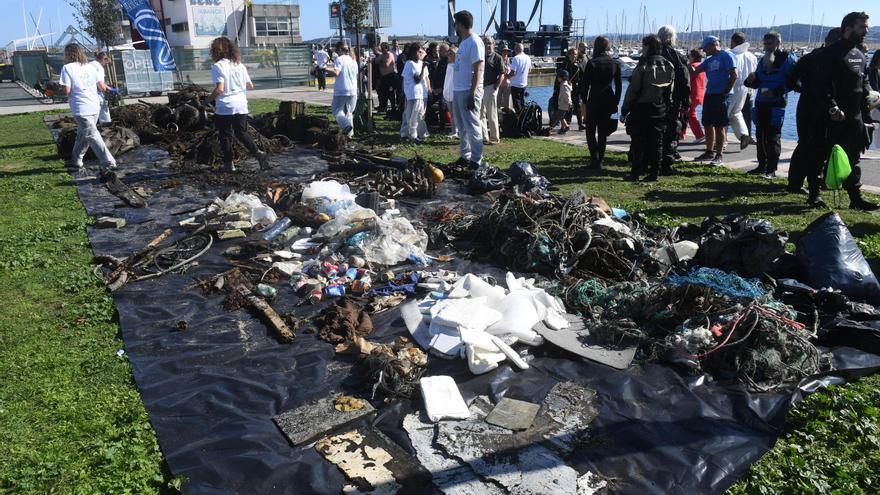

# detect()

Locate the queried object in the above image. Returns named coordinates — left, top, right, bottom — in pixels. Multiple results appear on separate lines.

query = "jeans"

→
left=215, top=113, right=259, bottom=165
left=72, top=114, right=115, bottom=168
left=480, top=84, right=500, bottom=142
left=452, top=89, right=484, bottom=163
left=316, top=68, right=326, bottom=90
left=332, top=95, right=357, bottom=136
left=511, top=86, right=526, bottom=113
left=400, top=98, right=427, bottom=139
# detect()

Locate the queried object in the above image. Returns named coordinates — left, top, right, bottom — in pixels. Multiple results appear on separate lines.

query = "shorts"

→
left=701, top=93, right=730, bottom=127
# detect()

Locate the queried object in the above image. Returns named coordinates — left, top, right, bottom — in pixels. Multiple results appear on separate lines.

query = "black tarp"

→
left=66, top=141, right=880, bottom=495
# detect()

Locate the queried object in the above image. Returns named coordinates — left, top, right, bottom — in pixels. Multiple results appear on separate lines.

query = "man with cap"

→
left=690, top=35, right=738, bottom=166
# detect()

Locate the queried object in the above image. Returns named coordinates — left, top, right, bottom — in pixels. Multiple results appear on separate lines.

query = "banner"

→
left=118, top=0, right=177, bottom=72
left=192, top=5, right=227, bottom=37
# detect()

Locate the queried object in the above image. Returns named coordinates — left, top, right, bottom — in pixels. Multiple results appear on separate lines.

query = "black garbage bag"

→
left=468, top=166, right=509, bottom=194
left=796, top=211, right=880, bottom=305
left=508, top=161, right=551, bottom=197
left=677, top=215, right=789, bottom=278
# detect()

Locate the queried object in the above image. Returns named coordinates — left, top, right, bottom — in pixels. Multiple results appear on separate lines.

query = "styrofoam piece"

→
left=465, top=345, right=504, bottom=375
left=428, top=321, right=463, bottom=357
left=490, top=336, right=529, bottom=370
left=449, top=274, right=506, bottom=305
left=485, top=290, right=542, bottom=340
left=420, top=376, right=470, bottom=422
left=594, top=216, right=632, bottom=235
left=401, top=301, right=432, bottom=351
left=432, top=297, right=488, bottom=329
left=274, top=250, right=301, bottom=260
left=271, top=261, right=301, bottom=276
left=291, top=238, right=320, bottom=251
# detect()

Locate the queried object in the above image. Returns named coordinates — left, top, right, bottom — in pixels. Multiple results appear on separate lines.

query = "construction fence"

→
left=13, top=44, right=313, bottom=95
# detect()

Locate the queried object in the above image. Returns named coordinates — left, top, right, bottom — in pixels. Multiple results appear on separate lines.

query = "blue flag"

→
left=118, top=0, right=177, bottom=71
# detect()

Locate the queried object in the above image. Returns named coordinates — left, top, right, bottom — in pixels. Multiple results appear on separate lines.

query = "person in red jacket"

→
left=683, top=49, right=706, bottom=142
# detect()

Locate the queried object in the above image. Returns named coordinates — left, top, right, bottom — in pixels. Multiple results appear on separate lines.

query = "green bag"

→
left=825, top=144, right=852, bottom=190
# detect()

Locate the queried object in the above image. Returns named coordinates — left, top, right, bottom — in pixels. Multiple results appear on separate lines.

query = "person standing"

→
left=59, top=43, right=117, bottom=171
left=786, top=28, right=841, bottom=204
left=621, top=35, right=675, bottom=182
left=580, top=36, right=622, bottom=169
left=325, top=40, right=359, bottom=137
left=657, top=25, right=691, bottom=175
left=557, top=48, right=582, bottom=125
left=691, top=36, right=738, bottom=166
left=314, top=45, right=330, bottom=91
left=375, top=43, right=397, bottom=113
left=814, top=12, right=878, bottom=210
left=481, top=37, right=504, bottom=145
left=728, top=32, right=758, bottom=149
left=552, top=69, right=573, bottom=134
left=497, top=42, right=512, bottom=109
left=208, top=37, right=268, bottom=173
left=451, top=10, right=485, bottom=166
left=443, top=46, right=458, bottom=137
left=683, top=49, right=706, bottom=142
left=509, top=43, right=531, bottom=113
left=575, top=41, right=589, bottom=130
left=743, top=32, right=796, bottom=179
left=390, top=39, right=401, bottom=61
left=869, top=50, right=880, bottom=149
left=401, top=44, right=430, bottom=141
left=89, top=52, right=113, bottom=124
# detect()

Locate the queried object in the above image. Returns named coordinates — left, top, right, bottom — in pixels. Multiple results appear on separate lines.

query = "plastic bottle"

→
left=256, top=283, right=277, bottom=299
left=273, top=226, right=301, bottom=244
left=261, top=217, right=291, bottom=241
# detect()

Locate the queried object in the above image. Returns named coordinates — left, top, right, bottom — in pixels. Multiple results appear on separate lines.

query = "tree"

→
left=68, top=0, right=121, bottom=51
left=342, top=0, right=371, bottom=59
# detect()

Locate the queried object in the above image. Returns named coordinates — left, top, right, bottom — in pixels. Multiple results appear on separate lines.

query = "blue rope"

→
left=666, top=267, right=766, bottom=300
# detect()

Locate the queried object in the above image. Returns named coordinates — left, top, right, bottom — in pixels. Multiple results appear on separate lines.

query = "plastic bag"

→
left=301, top=180, right=358, bottom=217
left=315, top=206, right=376, bottom=239
left=796, top=212, right=880, bottom=305
left=360, top=216, right=428, bottom=266
left=825, top=144, right=852, bottom=190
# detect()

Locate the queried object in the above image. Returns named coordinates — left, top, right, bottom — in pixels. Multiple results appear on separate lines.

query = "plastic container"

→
left=256, top=283, right=277, bottom=299
left=261, top=217, right=291, bottom=241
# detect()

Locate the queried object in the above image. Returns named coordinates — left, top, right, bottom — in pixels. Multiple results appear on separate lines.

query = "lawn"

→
left=0, top=98, right=876, bottom=494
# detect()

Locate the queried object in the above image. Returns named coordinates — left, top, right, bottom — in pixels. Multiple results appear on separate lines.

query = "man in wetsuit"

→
left=813, top=12, right=878, bottom=211
left=786, top=28, right=841, bottom=206
left=658, top=25, right=691, bottom=175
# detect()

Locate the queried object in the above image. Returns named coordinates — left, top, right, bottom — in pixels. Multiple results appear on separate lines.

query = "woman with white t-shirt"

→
left=325, top=40, right=359, bottom=137
left=209, top=36, right=268, bottom=173
left=88, top=52, right=113, bottom=123
left=400, top=44, right=430, bottom=141
left=58, top=43, right=116, bottom=171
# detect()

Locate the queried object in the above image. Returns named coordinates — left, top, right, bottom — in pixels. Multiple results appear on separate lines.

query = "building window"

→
left=172, top=22, right=189, bottom=32
left=254, top=16, right=291, bottom=37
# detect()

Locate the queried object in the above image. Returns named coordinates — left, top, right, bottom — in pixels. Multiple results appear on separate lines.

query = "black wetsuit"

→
left=785, top=46, right=824, bottom=194
left=659, top=43, right=691, bottom=172
left=813, top=38, right=874, bottom=202
left=580, top=54, right=622, bottom=168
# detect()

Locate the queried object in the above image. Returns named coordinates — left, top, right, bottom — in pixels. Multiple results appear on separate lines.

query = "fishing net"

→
left=667, top=267, right=767, bottom=300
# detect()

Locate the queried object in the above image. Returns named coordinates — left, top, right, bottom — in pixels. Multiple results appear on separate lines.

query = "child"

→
left=554, top=69, right=572, bottom=134
left=443, top=46, right=458, bottom=137
left=58, top=43, right=117, bottom=171
left=400, top=43, right=430, bottom=141
left=209, top=36, right=268, bottom=173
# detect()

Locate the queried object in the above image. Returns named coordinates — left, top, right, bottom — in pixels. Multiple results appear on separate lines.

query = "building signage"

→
left=192, top=4, right=227, bottom=37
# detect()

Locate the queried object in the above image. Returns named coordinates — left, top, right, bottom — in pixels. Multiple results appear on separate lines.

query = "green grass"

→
left=0, top=113, right=179, bottom=493
left=0, top=98, right=877, bottom=494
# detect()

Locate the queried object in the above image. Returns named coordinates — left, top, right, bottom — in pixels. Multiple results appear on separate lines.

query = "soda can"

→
left=345, top=267, right=359, bottom=279
left=324, top=284, right=345, bottom=297
left=333, top=276, right=350, bottom=285
left=308, top=288, right=323, bottom=304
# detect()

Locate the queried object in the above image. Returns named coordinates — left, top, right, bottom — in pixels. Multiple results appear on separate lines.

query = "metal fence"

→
left=12, top=44, right=313, bottom=95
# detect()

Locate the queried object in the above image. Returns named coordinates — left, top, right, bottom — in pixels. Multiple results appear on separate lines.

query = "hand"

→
left=829, top=106, right=845, bottom=122
left=108, top=87, right=120, bottom=95
left=744, top=73, right=757, bottom=86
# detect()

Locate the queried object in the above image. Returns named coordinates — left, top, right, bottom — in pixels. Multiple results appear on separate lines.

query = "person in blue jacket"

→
left=744, top=31, right=796, bottom=179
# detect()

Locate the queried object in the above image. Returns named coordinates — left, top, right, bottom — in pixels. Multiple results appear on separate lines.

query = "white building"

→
left=125, top=0, right=301, bottom=49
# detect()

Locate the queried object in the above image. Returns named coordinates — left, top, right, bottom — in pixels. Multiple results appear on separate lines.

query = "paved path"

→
left=0, top=82, right=43, bottom=108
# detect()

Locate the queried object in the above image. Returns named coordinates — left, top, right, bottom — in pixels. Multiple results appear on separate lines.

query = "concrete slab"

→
left=485, top=398, right=541, bottom=431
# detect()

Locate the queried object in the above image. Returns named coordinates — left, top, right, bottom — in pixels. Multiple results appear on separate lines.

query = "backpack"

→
left=516, top=101, right=543, bottom=137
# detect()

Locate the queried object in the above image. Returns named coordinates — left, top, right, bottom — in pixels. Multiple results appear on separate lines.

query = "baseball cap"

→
left=557, top=68, right=569, bottom=79
left=700, top=36, right=719, bottom=50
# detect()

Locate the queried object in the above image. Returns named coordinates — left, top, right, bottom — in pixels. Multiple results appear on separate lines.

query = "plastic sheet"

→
left=67, top=144, right=880, bottom=495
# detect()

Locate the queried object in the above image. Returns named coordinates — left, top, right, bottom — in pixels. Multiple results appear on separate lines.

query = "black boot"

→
left=807, top=195, right=827, bottom=208
left=850, top=197, right=880, bottom=211
left=222, top=162, right=236, bottom=173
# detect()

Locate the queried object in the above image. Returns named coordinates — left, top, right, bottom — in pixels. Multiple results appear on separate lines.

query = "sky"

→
left=2, top=0, right=879, bottom=46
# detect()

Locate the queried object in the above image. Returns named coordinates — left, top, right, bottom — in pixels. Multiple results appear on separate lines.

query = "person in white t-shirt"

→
left=89, top=52, right=113, bottom=123
left=451, top=10, right=485, bottom=165
left=325, top=40, right=359, bottom=137
left=209, top=36, right=268, bottom=173
left=443, top=46, right=458, bottom=137
left=314, top=45, right=330, bottom=91
left=400, top=43, right=430, bottom=141
left=58, top=43, right=116, bottom=171
left=509, top=43, right=532, bottom=112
